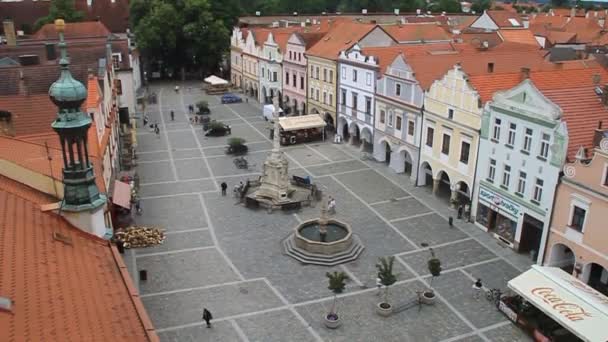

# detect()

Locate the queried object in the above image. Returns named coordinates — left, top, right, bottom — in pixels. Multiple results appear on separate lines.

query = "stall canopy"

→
left=508, top=265, right=608, bottom=342
left=204, top=75, right=228, bottom=86
left=279, top=115, right=326, bottom=132
left=112, top=180, right=132, bottom=209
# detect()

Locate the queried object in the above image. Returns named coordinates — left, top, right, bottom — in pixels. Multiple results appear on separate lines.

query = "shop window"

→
left=539, top=133, right=550, bottom=159
left=502, top=165, right=511, bottom=188
left=441, top=134, right=451, bottom=155
left=523, top=128, right=533, bottom=152
left=476, top=203, right=491, bottom=228
left=492, top=118, right=501, bottom=141
left=517, top=171, right=527, bottom=195
left=426, top=127, right=434, bottom=147
left=533, top=178, right=543, bottom=202
left=496, top=214, right=517, bottom=242
left=569, top=206, right=586, bottom=232
left=488, top=159, right=496, bottom=182
left=460, top=141, right=470, bottom=164
left=508, top=123, right=516, bottom=146
left=408, top=120, right=414, bottom=136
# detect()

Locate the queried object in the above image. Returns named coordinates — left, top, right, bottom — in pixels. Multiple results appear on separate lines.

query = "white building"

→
left=472, top=80, right=567, bottom=257
left=337, top=44, right=378, bottom=151
left=259, top=32, right=284, bottom=104
left=111, top=38, right=142, bottom=120
left=373, top=52, right=424, bottom=183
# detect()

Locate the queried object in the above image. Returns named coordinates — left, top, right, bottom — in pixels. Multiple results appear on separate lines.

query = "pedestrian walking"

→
left=155, top=125, right=160, bottom=137
left=175, top=85, right=180, bottom=93
left=195, top=116, right=199, bottom=124
left=233, top=184, right=240, bottom=198
left=457, top=205, right=463, bottom=219
left=202, top=308, right=212, bottom=328
left=189, top=104, right=194, bottom=114
left=143, top=115, right=149, bottom=127
left=472, top=278, right=483, bottom=300
left=170, top=111, right=175, bottom=121
left=220, top=182, right=227, bottom=196
left=135, top=199, right=142, bottom=215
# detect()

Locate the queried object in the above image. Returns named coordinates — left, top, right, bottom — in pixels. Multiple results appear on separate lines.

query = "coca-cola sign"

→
left=531, top=287, right=593, bottom=322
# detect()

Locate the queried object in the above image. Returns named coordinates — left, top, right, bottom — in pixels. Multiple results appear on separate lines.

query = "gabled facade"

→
left=544, top=137, right=608, bottom=295
left=242, top=31, right=261, bottom=100
left=230, top=27, right=247, bottom=89
left=472, top=80, right=567, bottom=259
left=337, top=44, right=378, bottom=151
left=373, top=54, right=424, bottom=183
left=470, top=10, right=523, bottom=31
left=419, top=65, right=483, bottom=210
left=282, top=33, right=309, bottom=115
left=259, top=32, right=283, bottom=104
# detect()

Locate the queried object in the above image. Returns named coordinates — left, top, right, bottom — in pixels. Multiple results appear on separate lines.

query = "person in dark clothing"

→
left=155, top=125, right=160, bottom=137
left=220, top=182, right=227, bottom=196
left=202, top=308, right=212, bottom=328
left=170, top=111, right=175, bottom=121
left=143, top=115, right=149, bottom=127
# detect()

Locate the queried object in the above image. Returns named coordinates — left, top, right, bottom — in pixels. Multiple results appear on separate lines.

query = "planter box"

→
left=376, top=302, right=393, bottom=317
left=420, top=291, right=436, bottom=305
left=324, top=315, right=341, bottom=329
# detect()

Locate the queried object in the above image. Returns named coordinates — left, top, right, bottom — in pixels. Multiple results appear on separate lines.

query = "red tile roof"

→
left=363, top=43, right=456, bottom=75
left=486, top=10, right=523, bottom=28
left=0, top=174, right=57, bottom=205
left=0, top=176, right=158, bottom=342
left=468, top=68, right=608, bottom=160
left=33, top=21, right=111, bottom=40
left=499, top=29, right=539, bottom=46
left=383, top=23, right=451, bottom=43
left=529, top=14, right=603, bottom=44
left=86, top=75, right=102, bottom=109
left=306, top=21, right=377, bottom=60
left=0, top=94, right=58, bottom=137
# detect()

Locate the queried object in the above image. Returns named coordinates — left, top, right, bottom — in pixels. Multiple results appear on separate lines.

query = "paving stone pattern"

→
left=129, top=83, right=532, bottom=341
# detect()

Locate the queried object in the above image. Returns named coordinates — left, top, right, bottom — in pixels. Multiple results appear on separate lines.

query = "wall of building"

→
left=282, top=35, right=307, bottom=114
left=307, top=56, right=337, bottom=126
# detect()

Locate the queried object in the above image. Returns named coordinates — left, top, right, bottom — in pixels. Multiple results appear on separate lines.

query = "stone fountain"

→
left=283, top=202, right=364, bottom=266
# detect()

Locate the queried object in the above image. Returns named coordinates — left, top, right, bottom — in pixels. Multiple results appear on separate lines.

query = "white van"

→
left=263, top=104, right=284, bottom=122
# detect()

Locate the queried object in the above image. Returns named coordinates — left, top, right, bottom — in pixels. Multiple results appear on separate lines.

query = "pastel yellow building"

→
left=419, top=65, right=482, bottom=208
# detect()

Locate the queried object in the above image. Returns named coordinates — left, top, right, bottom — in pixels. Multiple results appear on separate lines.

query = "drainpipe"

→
left=469, top=128, right=481, bottom=223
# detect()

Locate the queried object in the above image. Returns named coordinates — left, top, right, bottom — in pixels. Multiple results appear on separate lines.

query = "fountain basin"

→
left=294, top=219, right=353, bottom=255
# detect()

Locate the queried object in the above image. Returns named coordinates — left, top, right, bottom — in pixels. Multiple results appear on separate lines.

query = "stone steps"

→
left=282, top=234, right=365, bottom=266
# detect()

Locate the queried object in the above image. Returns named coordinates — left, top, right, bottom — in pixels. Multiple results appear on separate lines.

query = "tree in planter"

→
left=196, top=100, right=210, bottom=114
left=426, top=248, right=442, bottom=296
left=326, top=271, right=349, bottom=321
left=376, top=256, right=398, bottom=309
left=227, top=137, right=248, bottom=155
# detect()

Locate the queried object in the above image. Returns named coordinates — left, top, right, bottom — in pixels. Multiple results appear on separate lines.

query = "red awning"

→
left=112, top=180, right=132, bottom=209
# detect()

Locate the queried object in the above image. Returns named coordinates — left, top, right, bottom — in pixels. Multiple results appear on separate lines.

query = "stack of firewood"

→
left=115, top=226, right=166, bottom=248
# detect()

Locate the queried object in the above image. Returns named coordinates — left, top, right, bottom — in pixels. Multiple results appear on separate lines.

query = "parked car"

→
left=221, top=93, right=242, bottom=104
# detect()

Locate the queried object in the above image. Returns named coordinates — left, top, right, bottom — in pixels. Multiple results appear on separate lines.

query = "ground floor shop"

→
left=475, top=183, right=545, bottom=257
left=282, top=90, right=307, bottom=116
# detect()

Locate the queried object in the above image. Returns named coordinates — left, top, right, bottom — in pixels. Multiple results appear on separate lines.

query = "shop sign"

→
left=531, top=287, right=593, bottom=322
left=479, top=187, right=520, bottom=217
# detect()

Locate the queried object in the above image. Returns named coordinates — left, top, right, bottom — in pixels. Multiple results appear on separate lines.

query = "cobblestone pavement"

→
left=123, top=82, right=532, bottom=342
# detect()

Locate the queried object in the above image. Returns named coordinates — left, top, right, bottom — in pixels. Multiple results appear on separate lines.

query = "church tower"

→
left=49, top=19, right=108, bottom=237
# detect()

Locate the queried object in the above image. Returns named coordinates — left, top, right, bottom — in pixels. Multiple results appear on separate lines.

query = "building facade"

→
left=337, top=44, right=378, bottom=151
left=472, top=80, right=567, bottom=258
left=259, top=32, right=283, bottom=104
left=307, top=56, right=338, bottom=127
left=282, top=33, right=309, bottom=115
left=373, top=53, right=424, bottom=183
left=544, top=136, right=608, bottom=295
left=242, top=31, right=261, bottom=100
left=419, top=65, right=482, bottom=209
left=230, top=27, right=247, bottom=89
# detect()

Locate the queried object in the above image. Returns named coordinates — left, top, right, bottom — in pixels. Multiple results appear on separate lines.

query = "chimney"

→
left=520, top=67, right=530, bottom=80
left=523, top=17, right=530, bottom=28
left=487, top=62, right=494, bottom=73
left=3, top=20, right=17, bottom=47
left=45, top=43, right=57, bottom=61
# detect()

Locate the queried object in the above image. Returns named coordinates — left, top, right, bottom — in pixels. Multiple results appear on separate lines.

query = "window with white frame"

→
left=262, top=67, right=265, bottom=78
left=388, top=110, right=394, bottom=127
left=426, top=126, right=434, bottom=147
left=502, top=165, right=511, bottom=187
left=395, top=115, right=402, bottom=130
left=273, top=72, right=277, bottom=82
left=492, top=118, right=501, bottom=141
left=323, top=91, right=327, bottom=104
left=300, top=76, right=304, bottom=90
left=341, top=88, right=346, bottom=105
left=289, top=51, right=293, bottom=60
left=523, top=128, right=533, bottom=152
left=316, top=67, right=319, bottom=79
left=323, top=68, right=327, bottom=82
left=286, top=72, right=290, bottom=85
left=311, top=65, right=314, bottom=74
left=366, top=72, right=372, bottom=86
left=111, top=53, right=121, bottom=70
left=365, top=97, right=371, bottom=114
left=293, top=74, right=296, bottom=87
left=517, top=171, right=526, bottom=195
left=539, top=133, right=550, bottom=159
left=488, top=159, right=496, bottom=182
left=353, top=69, right=358, bottom=82
left=395, top=83, right=401, bottom=96
left=329, top=93, right=333, bottom=105
left=408, top=120, right=414, bottom=136
left=460, top=141, right=470, bottom=164
left=569, top=206, right=587, bottom=232
left=316, top=89, right=320, bottom=101
left=533, top=178, right=543, bottom=202
left=441, top=133, right=451, bottom=155
left=448, top=108, right=454, bottom=120
left=508, top=123, right=516, bottom=146
left=342, top=67, right=346, bottom=79
left=352, top=92, right=358, bottom=111
left=311, top=87, right=314, bottom=98
left=329, top=70, right=333, bottom=83
left=380, top=110, right=386, bottom=124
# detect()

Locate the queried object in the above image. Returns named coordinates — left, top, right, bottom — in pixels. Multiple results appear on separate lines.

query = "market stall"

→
left=504, top=265, right=608, bottom=342
left=204, top=75, right=229, bottom=94
left=278, top=115, right=326, bottom=145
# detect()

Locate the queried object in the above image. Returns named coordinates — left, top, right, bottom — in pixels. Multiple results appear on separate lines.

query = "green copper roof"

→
left=48, top=40, right=86, bottom=108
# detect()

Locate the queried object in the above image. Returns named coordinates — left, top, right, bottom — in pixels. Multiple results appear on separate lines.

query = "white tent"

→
left=278, top=115, right=326, bottom=132
left=508, top=265, right=608, bottom=342
left=204, top=75, right=228, bottom=86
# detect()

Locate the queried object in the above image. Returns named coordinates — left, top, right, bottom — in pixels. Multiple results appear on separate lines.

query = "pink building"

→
left=543, top=129, right=608, bottom=296
left=282, top=31, right=324, bottom=115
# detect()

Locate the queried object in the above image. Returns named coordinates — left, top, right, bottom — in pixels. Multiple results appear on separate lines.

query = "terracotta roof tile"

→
left=468, top=68, right=608, bottom=160
left=87, top=76, right=102, bottom=109
left=33, top=21, right=111, bottom=40
left=0, top=94, right=58, bottom=136
left=486, top=10, right=523, bottom=28
left=0, top=174, right=57, bottom=204
left=383, top=23, right=451, bottom=43
left=363, top=43, right=455, bottom=74
left=545, top=30, right=578, bottom=44
left=306, top=21, right=376, bottom=60
left=499, top=29, right=539, bottom=46
left=0, top=180, right=158, bottom=342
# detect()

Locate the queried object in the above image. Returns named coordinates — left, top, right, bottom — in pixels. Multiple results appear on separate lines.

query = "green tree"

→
left=326, top=271, right=349, bottom=319
left=471, top=0, right=491, bottom=13
left=434, top=0, right=461, bottom=12
left=376, top=256, right=398, bottom=307
left=34, top=0, right=84, bottom=31
left=551, top=0, right=569, bottom=7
